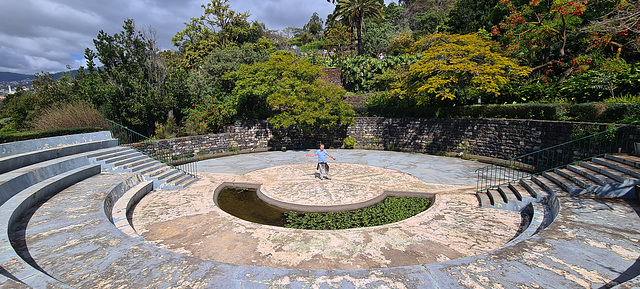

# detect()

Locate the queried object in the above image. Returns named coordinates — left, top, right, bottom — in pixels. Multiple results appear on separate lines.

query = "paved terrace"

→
left=6, top=149, right=640, bottom=288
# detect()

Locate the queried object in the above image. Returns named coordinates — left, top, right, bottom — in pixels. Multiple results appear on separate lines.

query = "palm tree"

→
left=333, top=0, right=384, bottom=55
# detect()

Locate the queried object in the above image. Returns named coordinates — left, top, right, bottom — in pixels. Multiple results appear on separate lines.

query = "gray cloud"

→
left=0, top=0, right=390, bottom=75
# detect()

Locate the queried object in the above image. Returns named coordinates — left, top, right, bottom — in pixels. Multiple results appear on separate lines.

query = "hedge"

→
left=364, top=102, right=640, bottom=123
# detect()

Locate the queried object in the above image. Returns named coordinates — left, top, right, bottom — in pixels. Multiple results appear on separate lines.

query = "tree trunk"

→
left=356, top=18, right=363, bottom=55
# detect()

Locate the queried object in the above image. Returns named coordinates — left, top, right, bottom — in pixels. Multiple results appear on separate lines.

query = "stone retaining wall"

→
left=320, top=68, right=343, bottom=88
left=155, top=118, right=640, bottom=161
left=342, top=94, right=370, bottom=108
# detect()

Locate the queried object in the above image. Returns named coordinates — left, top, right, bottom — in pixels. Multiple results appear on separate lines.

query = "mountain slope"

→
left=0, top=72, right=34, bottom=83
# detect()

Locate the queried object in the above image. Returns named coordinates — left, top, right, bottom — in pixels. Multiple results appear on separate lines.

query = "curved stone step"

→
left=486, top=189, right=503, bottom=207
left=0, top=131, right=114, bottom=158
left=543, top=171, right=583, bottom=194
left=90, top=146, right=131, bottom=161
left=520, top=178, right=551, bottom=202
left=98, top=149, right=139, bottom=163
left=593, top=158, right=640, bottom=180
left=568, top=164, right=618, bottom=186
left=509, top=183, right=536, bottom=202
left=580, top=161, right=635, bottom=183
left=606, top=154, right=640, bottom=169
left=0, top=164, right=100, bottom=288
left=173, top=175, right=198, bottom=187
left=1, top=154, right=98, bottom=206
left=498, top=185, right=521, bottom=202
left=534, top=174, right=567, bottom=194
left=556, top=168, right=598, bottom=188
left=122, top=157, right=155, bottom=169
left=20, top=174, right=230, bottom=288
left=0, top=138, right=119, bottom=175
left=506, top=202, right=546, bottom=245
left=86, top=146, right=197, bottom=190
left=476, top=192, right=491, bottom=207
left=112, top=180, right=154, bottom=238
left=111, top=153, right=149, bottom=167
left=0, top=274, right=31, bottom=288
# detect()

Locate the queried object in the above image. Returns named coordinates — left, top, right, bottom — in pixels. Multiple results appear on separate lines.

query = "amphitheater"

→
left=1, top=124, right=639, bottom=288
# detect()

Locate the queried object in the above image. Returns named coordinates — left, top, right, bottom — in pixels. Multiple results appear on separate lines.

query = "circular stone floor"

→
left=132, top=150, right=521, bottom=270
left=247, top=163, right=459, bottom=208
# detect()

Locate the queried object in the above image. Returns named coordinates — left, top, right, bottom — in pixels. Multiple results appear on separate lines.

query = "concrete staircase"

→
left=88, top=146, right=197, bottom=189
left=478, top=154, right=639, bottom=210
left=477, top=153, right=639, bottom=236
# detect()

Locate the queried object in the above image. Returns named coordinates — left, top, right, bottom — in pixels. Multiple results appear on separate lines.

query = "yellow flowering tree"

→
left=392, top=33, right=530, bottom=105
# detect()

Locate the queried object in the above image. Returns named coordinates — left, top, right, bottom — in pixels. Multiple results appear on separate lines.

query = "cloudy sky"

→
left=0, top=0, right=378, bottom=75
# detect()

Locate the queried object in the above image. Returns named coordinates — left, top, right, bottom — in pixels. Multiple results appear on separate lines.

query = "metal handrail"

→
left=475, top=121, right=639, bottom=192
left=105, top=119, right=197, bottom=179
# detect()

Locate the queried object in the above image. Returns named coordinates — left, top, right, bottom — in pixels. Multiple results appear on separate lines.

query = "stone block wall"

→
left=347, top=118, right=639, bottom=160
left=342, top=94, right=370, bottom=108
left=320, top=68, right=343, bottom=88
left=155, top=117, right=640, bottom=161
left=157, top=120, right=271, bottom=156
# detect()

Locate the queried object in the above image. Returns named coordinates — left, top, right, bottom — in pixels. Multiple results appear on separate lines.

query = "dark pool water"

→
left=216, top=186, right=433, bottom=229
left=216, top=187, right=288, bottom=226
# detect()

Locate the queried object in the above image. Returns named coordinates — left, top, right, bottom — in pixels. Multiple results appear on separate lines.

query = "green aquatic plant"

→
left=284, top=196, right=432, bottom=230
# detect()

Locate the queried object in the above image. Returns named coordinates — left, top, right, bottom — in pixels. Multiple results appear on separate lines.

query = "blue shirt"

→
left=316, top=149, right=329, bottom=162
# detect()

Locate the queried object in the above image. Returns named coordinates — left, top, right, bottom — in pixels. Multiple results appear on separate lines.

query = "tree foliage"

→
left=341, top=54, right=421, bottom=91
left=305, top=12, right=325, bottom=36
left=392, top=33, right=530, bottom=105
left=333, top=0, right=386, bottom=54
left=172, top=0, right=263, bottom=69
left=226, top=51, right=354, bottom=132
left=492, top=0, right=588, bottom=66
left=581, top=0, right=640, bottom=58
left=361, top=3, right=410, bottom=56
left=88, top=19, right=179, bottom=134
left=447, top=0, right=505, bottom=34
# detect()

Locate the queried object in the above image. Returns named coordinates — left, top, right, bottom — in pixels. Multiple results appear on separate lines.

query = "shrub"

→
left=366, top=102, right=640, bottom=123
left=343, top=136, right=356, bottom=149
left=154, top=112, right=180, bottom=139
left=30, top=101, right=106, bottom=131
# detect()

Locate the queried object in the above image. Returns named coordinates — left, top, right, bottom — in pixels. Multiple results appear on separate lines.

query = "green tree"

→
left=492, top=0, right=588, bottom=68
left=0, top=71, right=88, bottom=130
left=387, top=30, right=416, bottom=55
left=361, top=3, right=409, bottom=56
left=332, top=0, right=385, bottom=54
left=172, top=0, right=263, bottom=68
left=324, top=22, right=355, bottom=54
left=392, top=33, right=530, bottom=105
left=226, top=51, right=355, bottom=132
left=412, top=9, right=449, bottom=34
left=0, top=89, right=41, bottom=130
left=447, top=0, right=505, bottom=34
left=400, top=0, right=458, bottom=16
left=581, top=0, right=640, bottom=59
left=183, top=40, right=275, bottom=133
left=305, top=12, right=325, bottom=36
left=88, top=19, right=176, bottom=134
left=341, top=54, right=421, bottom=91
